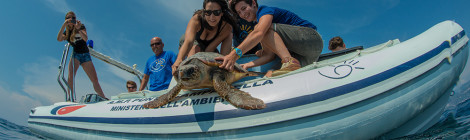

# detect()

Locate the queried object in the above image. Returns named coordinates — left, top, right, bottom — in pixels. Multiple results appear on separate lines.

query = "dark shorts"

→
left=272, top=23, right=323, bottom=67
left=73, top=52, right=92, bottom=64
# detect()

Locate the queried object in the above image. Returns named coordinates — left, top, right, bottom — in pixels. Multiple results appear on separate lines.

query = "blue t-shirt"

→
left=233, top=18, right=262, bottom=54
left=257, top=5, right=317, bottom=30
left=144, top=51, right=177, bottom=91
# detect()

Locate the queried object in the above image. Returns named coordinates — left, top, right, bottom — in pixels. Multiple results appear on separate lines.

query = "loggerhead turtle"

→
left=143, top=52, right=266, bottom=110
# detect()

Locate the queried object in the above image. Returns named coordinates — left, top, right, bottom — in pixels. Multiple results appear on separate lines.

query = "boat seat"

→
left=317, top=46, right=364, bottom=61
left=80, top=93, right=108, bottom=103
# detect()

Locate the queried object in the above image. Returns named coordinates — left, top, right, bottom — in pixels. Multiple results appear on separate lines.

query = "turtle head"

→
left=178, top=65, right=201, bottom=82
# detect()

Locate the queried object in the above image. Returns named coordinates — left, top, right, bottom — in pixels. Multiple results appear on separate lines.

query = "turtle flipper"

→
left=213, top=73, right=266, bottom=110
left=143, top=84, right=183, bottom=108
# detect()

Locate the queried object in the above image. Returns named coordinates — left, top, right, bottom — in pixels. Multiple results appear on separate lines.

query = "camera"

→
left=71, top=19, right=76, bottom=24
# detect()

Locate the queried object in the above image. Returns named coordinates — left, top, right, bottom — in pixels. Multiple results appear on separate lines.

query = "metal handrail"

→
left=88, top=48, right=144, bottom=84
left=57, top=43, right=75, bottom=102
left=57, top=42, right=146, bottom=102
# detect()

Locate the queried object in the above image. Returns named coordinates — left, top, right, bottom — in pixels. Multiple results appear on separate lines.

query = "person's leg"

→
left=261, top=28, right=301, bottom=77
left=260, top=29, right=292, bottom=59
left=273, top=24, right=323, bottom=66
left=67, top=58, right=80, bottom=101
left=81, top=61, right=106, bottom=99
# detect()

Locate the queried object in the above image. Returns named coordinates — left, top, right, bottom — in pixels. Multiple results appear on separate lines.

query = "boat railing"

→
left=58, top=41, right=145, bottom=102
left=57, top=43, right=75, bottom=102
left=88, top=47, right=144, bottom=82
left=317, top=46, right=364, bottom=61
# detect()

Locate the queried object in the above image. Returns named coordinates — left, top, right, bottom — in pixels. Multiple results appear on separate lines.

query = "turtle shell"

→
left=181, top=52, right=248, bottom=73
left=143, top=52, right=265, bottom=110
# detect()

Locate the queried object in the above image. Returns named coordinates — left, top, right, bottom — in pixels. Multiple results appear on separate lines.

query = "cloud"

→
left=9, top=55, right=138, bottom=126
left=94, top=32, right=139, bottom=60
left=83, top=30, right=145, bottom=85
left=0, top=82, right=42, bottom=126
left=43, top=0, right=71, bottom=14
left=21, top=57, right=65, bottom=104
left=106, top=64, right=141, bottom=84
left=20, top=56, right=131, bottom=100
left=19, top=56, right=102, bottom=104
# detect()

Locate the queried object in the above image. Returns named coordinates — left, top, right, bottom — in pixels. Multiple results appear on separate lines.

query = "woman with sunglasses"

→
left=173, top=0, right=237, bottom=75
left=56, top=11, right=107, bottom=100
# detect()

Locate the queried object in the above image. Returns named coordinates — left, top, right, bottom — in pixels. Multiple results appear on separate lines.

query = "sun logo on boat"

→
left=318, top=60, right=364, bottom=79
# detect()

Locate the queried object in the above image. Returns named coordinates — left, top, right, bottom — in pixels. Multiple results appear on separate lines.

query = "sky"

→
left=0, top=0, right=469, bottom=126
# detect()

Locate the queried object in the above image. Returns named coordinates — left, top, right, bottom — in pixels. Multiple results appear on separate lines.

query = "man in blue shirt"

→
left=217, top=0, right=323, bottom=77
left=139, top=37, right=177, bottom=91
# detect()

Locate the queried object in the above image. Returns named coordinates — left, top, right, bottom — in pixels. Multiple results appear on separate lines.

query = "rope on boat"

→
left=235, top=39, right=401, bottom=85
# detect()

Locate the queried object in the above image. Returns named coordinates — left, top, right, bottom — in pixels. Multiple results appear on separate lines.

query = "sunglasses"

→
left=150, top=42, right=162, bottom=47
left=66, top=17, right=76, bottom=20
left=127, top=86, right=136, bottom=89
left=204, top=10, right=222, bottom=16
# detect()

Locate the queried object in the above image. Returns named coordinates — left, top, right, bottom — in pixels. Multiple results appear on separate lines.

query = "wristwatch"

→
left=234, top=48, right=243, bottom=58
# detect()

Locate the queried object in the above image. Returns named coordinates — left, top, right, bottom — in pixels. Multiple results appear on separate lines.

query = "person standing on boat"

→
left=139, top=37, right=177, bottom=91
left=173, top=0, right=238, bottom=75
left=328, top=36, right=347, bottom=52
left=56, top=11, right=107, bottom=100
left=216, top=0, right=323, bottom=77
left=126, top=80, right=137, bottom=92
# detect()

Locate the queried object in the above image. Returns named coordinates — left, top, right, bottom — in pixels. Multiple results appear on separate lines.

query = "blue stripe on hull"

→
left=28, top=41, right=469, bottom=139
left=452, top=30, right=466, bottom=44
left=29, top=40, right=454, bottom=124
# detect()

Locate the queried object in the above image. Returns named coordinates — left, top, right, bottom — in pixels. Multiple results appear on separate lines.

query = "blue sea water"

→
left=1, top=83, right=470, bottom=139
left=0, top=118, right=43, bottom=139
left=392, top=82, right=470, bottom=140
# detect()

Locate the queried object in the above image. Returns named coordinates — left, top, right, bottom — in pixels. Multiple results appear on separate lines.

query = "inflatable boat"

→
left=28, top=20, right=468, bottom=139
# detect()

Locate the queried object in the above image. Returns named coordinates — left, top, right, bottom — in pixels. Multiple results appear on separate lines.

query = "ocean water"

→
left=392, top=81, right=470, bottom=140
left=2, top=83, right=470, bottom=139
left=0, top=118, right=43, bottom=139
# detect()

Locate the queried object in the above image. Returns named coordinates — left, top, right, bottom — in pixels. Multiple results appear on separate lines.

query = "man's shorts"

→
left=272, top=23, right=323, bottom=67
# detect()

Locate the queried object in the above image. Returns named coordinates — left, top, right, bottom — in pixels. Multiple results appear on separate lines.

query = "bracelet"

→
left=234, top=48, right=243, bottom=58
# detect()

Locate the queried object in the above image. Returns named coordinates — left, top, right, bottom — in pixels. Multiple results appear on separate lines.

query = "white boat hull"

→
left=28, top=20, right=469, bottom=139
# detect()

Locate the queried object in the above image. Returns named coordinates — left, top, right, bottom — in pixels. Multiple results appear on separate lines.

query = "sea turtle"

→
left=143, top=52, right=266, bottom=110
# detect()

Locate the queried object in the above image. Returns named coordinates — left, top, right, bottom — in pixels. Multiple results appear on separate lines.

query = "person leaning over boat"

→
left=233, top=16, right=262, bottom=55
left=329, top=36, right=347, bottom=52
left=126, top=80, right=137, bottom=92
left=56, top=11, right=108, bottom=100
left=226, top=0, right=275, bottom=70
left=139, top=37, right=177, bottom=92
left=174, top=0, right=238, bottom=75
left=216, top=0, right=323, bottom=77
